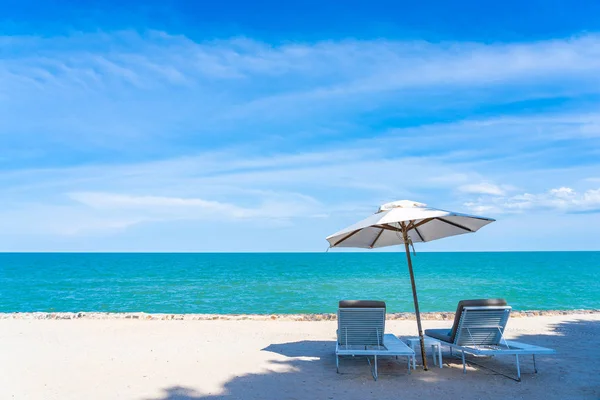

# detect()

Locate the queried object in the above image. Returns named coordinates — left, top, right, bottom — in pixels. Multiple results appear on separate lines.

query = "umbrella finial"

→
left=378, top=200, right=427, bottom=213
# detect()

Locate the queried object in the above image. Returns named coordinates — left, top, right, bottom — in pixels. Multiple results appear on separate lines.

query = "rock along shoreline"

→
left=1, top=309, right=598, bottom=321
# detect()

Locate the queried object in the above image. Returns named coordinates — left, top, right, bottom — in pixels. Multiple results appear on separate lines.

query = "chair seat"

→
left=425, top=303, right=555, bottom=381
left=336, top=334, right=414, bottom=356
left=424, top=329, right=452, bottom=343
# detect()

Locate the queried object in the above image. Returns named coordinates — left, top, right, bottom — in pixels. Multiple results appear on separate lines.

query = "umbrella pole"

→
left=402, top=227, right=428, bottom=371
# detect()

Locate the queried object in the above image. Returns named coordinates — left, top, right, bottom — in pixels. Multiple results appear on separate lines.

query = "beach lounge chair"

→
left=335, top=300, right=415, bottom=380
left=424, top=299, right=555, bottom=381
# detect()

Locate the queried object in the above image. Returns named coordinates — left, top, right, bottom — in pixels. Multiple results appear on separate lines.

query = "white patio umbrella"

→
left=326, top=200, right=495, bottom=370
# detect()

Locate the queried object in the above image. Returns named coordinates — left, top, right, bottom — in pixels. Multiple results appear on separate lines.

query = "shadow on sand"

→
left=147, top=318, right=600, bottom=400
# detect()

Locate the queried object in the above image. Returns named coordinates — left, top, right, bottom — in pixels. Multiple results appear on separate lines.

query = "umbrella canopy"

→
left=326, top=200, right=495, bottom=370
left=326, top=200, right=494, bottom=249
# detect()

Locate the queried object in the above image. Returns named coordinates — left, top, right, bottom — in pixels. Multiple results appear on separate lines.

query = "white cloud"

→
left=0, top=190, right=325, bottom=236
left=0, top=143, right=479, bottom=200
left=69, top=192, right=253, bottom=217
left=68, top=191, right=322, bottom=221
left=2, top=31, right=600, bottom=179
left=464, top=186, right=600, bottom=214
left=0, top=105, right=598, bottom=242
left=0, top=142, right=598, bottom=248
left=0, top=143, right=484, bottom=237
left=4, top=32, right=600, bottom=138
left=0, top=204, right=146, bottom=236
left=2, top=31, right=600, bottom=249
left=6, top=31, right=600, bottom=91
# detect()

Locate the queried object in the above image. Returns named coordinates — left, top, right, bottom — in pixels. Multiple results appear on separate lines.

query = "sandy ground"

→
left=1, top=314, right=599, bottom=400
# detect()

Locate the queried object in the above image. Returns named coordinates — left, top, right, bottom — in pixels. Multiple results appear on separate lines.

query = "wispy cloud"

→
left=2, top=30, right=600, bottom=249
left=0, top=188, right=325, bottom=236
left=4, top=31, right=600, bottom=159
left=0, top=143, right=481, bottom=236
left=6, top=32, right=600, bottom=90
left=1, top=137, right=596, bottom=237
left=69, top=191, right=323, bottom=221
left=464, top=186, right=600, bottom=214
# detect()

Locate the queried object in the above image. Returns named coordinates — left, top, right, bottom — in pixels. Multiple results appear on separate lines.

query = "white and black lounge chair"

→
left=425, top=299, right=555, bottom=381
left=335, top=300, right=415, bottom=380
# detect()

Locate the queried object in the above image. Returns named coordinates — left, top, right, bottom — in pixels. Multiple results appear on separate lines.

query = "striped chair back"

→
left=454, top=306, right=511, bottom=346
left=337, top=301, right=386, bottom=347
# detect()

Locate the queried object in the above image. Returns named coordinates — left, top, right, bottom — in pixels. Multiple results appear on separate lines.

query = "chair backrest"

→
left=454, top=306, right=512, bottom=346
left=337, top=300, right=386, bottom=347
left=450, top=298, right=507, bottom=343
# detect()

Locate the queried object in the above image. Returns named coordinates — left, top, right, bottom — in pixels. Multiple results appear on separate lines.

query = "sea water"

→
left=1, top=252, right=598, bottom=314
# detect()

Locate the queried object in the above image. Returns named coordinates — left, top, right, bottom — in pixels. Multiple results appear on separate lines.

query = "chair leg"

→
left=432, top=344, right=437, bottom=365
left=515, top=354, right=521, bottom=381
left=371, top=355, right=378, bottom=381
left=462, top=350, right=466, bottom=374
left=438, top=345, right=443, bottom=368
left=407, top=356, right=412, bottom=374
left=532, top=355, right=537, bottom=373
left=336, top=354, right=339, bottom=373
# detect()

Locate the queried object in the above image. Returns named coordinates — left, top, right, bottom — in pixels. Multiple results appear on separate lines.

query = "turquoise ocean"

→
left=1, top=252, right=598, bottom=314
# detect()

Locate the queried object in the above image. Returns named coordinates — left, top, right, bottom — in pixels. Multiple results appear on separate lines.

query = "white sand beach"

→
left=1, top=313, right=599, bottom=400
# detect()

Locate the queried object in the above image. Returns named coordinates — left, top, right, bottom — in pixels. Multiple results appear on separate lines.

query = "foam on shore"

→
left=1, top=309, right=598, bottom=321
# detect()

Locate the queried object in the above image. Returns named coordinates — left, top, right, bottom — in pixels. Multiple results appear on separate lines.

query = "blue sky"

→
left=2, top=1, right=600, bottom=251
